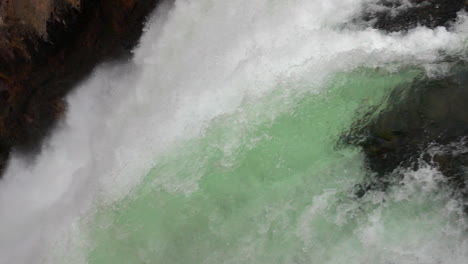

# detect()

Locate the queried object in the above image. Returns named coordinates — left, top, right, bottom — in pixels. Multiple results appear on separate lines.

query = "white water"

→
left=0, top=0, right=467, bottom=263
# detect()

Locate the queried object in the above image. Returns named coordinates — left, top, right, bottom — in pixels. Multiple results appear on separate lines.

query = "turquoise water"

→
left=65, top=69, right=466, bottom=263
left=1, top=1, right=467, bottom=263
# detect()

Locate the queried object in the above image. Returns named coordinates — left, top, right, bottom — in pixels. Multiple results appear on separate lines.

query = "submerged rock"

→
left=0, top=0, right=160, bottom=174
left=346, top=64, right=468, bottom=206
left=360, top=0, right=467, bottom=32
left=349, top=0, right=468, bottom=209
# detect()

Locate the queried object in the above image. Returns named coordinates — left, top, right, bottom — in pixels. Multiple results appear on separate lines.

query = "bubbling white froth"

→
left=0, top=0, right=466, bottom=263
left=298, top=164, right=468, bottom=264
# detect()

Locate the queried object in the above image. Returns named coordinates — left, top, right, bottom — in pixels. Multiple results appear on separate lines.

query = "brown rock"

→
left=0, top=0, right=161, bottom=175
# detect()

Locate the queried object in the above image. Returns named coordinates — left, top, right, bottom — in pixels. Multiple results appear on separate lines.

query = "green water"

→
left=80, top=69, right=466, bottom=263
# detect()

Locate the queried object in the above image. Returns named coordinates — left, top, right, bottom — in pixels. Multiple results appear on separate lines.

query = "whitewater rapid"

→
left=0, top=0, right=467, bottom=263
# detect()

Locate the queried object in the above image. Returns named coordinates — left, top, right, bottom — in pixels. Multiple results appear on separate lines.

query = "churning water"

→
left=0, top=0, right=467, bottom=263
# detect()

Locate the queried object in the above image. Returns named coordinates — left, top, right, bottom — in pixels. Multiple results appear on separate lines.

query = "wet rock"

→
left=0, top=0, right=160, bottom=174
left=360, top=0, right=467, bottom=32
left=346, top=64, right=468, bottom=206
left=350, top=0, right=468, bottom=206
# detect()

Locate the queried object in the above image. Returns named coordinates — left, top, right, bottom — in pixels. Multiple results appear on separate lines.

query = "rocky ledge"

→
left=0, top=0, right=159, bottom=173
left=360, top=0, right=468, bottom=31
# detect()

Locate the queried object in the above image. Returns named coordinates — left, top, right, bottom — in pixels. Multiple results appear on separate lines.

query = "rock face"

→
left=0, top=0, right=160, bottom=173
left=347, top=64, right=468, bottom=206
left=360, top=0, right=468, bottom=32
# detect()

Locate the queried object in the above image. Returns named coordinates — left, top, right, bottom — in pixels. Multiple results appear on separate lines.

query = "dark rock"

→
left=360, top=0, right=468, bottom=32
left=0, top=0, right=161, bottom=174
left=345, top=64, right=468, bottom=207
left=350, top=0, right=468, bottom=206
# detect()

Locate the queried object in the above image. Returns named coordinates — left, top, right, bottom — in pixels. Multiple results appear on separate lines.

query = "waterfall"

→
left=0, top=1, right=467, bottom=263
